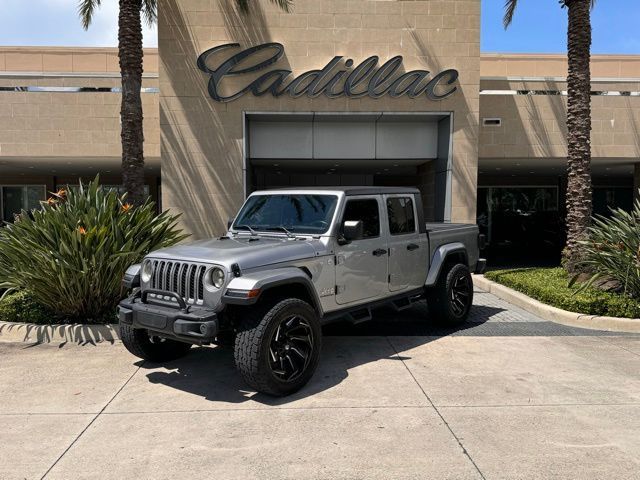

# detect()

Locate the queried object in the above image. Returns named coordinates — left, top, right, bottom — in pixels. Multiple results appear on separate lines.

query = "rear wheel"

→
left=234, top=298, right=321, bottom=396
left=119, top=324, right=192, bottom=362
left=426, top=263, right=473, bottom=326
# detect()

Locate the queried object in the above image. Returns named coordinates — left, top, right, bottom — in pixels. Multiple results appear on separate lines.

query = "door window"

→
left=387, top=197, right=416, bottom=235
left=341, top=199, right=380, bottom=238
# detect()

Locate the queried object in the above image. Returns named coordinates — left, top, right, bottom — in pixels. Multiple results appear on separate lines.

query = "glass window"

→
left=1, top=185, right=46, bottom=223
left=387, top=197, right=416, bottom=235
left=341, top=199, right=380, bottom=238
left=233, top=194, right=338, bottom=234
left=593, top=187, right=632, bottom=217
left=67, top=184, right=150, bottom=198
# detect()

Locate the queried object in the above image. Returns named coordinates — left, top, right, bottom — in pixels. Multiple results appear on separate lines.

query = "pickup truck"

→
left=119, top=187, right=486, bottom=396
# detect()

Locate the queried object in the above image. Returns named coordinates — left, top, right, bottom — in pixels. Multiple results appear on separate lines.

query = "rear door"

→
left=385, top=195, right=427, bottom=291
left=335, top=196, right=389, bottom=305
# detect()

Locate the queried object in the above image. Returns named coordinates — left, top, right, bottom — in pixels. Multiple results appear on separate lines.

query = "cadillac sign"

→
left=197, top=43, right=459, bottom=103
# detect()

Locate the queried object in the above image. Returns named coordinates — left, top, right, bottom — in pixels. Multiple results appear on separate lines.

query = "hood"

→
left=147, top=235, right=322, bottom=271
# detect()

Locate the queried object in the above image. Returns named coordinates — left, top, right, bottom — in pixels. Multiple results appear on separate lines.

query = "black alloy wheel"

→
left=268, top=315, right=315, bottom=382
left=426, top=263, right=474, bottom=326
left=450, top=270, right=473, bottom=317
left=234, top=298, right=322, bottom=396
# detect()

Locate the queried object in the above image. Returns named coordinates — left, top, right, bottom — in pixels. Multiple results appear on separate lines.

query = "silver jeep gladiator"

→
left=119, top=187, right=486, bottom=396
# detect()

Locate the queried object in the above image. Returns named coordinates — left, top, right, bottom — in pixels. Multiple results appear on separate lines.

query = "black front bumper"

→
left=118, top=289, right=218, bottom=343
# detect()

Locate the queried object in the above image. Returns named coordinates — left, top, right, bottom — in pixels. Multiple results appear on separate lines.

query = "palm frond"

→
left=78, top=0, right=101, bottom=30
left=270, top=0, right=292, bottom=13
left=141, top=0, right=158, bottom=27
left=236, top=0, right=250, bottom=13
left=503, top=0, right=518, bottom=29
left=560, top=0, right=596, bottom=9
left=236, top=0, right=292, bottom=14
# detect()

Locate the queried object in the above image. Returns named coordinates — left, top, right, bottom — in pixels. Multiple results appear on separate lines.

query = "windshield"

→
left=232, top=194, right=338, bottom=235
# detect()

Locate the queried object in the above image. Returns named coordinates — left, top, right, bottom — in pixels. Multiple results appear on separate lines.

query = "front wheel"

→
left=119, top=324, right=192, bottom=362
left=426, top=263, right=473, bottom=326
left=234, top=298, right=321, bottom=396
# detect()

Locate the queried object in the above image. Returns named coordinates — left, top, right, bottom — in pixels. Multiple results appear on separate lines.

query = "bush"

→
left=0, top=290, right=57, bottom=325
left=0, top=177, right=188, bottom=324
left=575, top=198, right=640, bottom=299
left=485, top=267, right=640, bottom=319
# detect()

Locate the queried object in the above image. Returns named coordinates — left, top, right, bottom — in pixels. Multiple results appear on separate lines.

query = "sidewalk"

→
left=2, top=288, right=639, bottom=480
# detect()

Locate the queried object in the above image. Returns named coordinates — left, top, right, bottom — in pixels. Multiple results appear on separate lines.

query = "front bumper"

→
left=118, top=289, right=218, bottom=343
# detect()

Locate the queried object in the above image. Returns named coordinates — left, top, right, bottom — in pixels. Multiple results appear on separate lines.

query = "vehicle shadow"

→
left=138, top=300, right=505, bottom=406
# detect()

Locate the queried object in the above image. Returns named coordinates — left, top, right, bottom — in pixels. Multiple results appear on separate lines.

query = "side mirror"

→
left=342, top=220, right=364, bottom=243
left=227, top=217, right=233, bottom=229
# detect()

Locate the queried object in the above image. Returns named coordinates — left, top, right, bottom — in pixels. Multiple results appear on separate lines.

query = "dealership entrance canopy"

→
left=0, top=0, right=639, bottom=262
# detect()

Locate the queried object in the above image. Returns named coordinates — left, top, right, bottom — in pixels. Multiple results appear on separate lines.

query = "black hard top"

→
left=269, top=186, right=421, bottom=196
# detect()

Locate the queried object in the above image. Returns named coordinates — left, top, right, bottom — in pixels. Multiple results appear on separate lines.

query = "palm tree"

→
left=78, top=0, right=291, bottom=205
left=79, top=0, right=157, bottom=206
left=504, top=0, right=595, bottom=273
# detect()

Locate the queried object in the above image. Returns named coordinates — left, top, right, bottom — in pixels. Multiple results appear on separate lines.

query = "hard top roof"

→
left=258, top=186, right=421, bottom=196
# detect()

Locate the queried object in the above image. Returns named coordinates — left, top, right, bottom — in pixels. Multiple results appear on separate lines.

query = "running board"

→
left=345, top=308, right=372, bottom=324
left=391, top=293, right=424, bottom=311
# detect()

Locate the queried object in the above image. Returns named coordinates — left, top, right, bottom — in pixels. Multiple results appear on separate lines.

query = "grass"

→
left=485, top=267, right=640, bottom=319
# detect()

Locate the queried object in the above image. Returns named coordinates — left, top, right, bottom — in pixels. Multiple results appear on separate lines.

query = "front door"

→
left=335, top=196, right=388, bottom=305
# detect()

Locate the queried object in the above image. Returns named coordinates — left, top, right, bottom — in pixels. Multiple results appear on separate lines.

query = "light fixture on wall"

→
left=483, top=118, right=502, bottom=127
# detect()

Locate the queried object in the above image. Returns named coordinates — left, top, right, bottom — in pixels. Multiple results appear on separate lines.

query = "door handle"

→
left=372, top=248, right=387, bottom=257
left=407, top=243, right=420, bottom=251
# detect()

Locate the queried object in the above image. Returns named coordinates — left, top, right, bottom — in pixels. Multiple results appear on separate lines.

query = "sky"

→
left=481, top=0, right=640, bottom=54
left=0, top=0, right=637, bottom=54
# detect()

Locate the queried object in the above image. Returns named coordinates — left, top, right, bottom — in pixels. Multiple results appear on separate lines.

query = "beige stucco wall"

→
left=479, top=54, right=640, bottom=161
left=159, top=0, right=481, bottom=237
left=0, top=47, right=160, bottom=163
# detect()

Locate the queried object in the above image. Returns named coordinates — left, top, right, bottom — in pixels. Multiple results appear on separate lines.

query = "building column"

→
left=634, top=163, right=640, bottom=204
left=417, top=162, right=436, bottom=221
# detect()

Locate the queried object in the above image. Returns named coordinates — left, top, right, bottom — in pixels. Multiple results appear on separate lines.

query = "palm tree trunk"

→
left=563, top=0, right=593, bottom=273
left=118, top=0, right=146, bottom=206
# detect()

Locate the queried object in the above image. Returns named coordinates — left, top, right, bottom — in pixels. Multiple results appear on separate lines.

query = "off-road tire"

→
left=426, top=263, right=473, bottom=326
left=119, top=324, right=192, bottom=362
left=234, top=298, right=321, bottom=396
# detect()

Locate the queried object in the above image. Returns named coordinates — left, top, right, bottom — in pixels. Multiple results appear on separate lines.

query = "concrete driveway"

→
left=2, top=288, right=639, bottom=480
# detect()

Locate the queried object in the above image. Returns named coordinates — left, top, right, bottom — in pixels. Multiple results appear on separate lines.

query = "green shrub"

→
left=0, top=177, right=188, bottom=324
left=574, top=198, right=640, bottom=299
left=485, top=267, right=640, bottom=319
left=0, top=290, right=57, bottom=325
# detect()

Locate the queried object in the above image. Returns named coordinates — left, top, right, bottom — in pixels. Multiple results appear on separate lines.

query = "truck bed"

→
left=425, top=222, right=480, bottom=271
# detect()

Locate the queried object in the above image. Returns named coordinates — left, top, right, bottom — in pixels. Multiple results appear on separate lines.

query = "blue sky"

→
left=482, top=0, right=640, bottom=54
left=0, top=0, right=637, bottom=54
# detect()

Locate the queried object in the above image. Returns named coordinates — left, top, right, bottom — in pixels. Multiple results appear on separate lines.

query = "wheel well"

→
left=428, top=250, right=469, bottom=287
left=259, top=283, right=316, bottom=310
left=443, top=251, right=467, bottom=269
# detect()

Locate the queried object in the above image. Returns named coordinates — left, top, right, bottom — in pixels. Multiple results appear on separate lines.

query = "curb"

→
left=0, top=321, right=120, bottom=345
left=473, top=275, right=640, bottom=333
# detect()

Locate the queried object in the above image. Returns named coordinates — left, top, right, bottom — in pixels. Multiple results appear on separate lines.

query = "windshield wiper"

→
left=234, top=224, right=258, bottom=236
left=265, top=225, right=294, bottom=237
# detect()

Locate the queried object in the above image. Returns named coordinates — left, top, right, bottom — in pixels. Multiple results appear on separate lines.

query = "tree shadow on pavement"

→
left=138, top=301, right=505, bottom=406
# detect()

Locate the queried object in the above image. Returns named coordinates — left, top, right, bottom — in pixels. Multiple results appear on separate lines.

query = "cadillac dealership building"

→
left=1, top=0, right=639, bottom=260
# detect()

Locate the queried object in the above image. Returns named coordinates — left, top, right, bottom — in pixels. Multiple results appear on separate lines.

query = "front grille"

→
left=149, top=260, right=207, bottom=304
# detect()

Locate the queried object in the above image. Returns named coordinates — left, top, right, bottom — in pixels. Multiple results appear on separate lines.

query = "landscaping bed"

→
left=485, top=268, right=640, bottom=319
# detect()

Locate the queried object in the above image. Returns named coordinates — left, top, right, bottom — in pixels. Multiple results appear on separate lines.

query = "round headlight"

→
left=209, top=267, right=225, bottom=289
left=141, top=260, right=153, bottom=283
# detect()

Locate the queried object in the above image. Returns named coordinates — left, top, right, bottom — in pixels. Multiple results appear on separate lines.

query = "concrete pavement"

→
left=1, top=288, right=639, bottom=479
